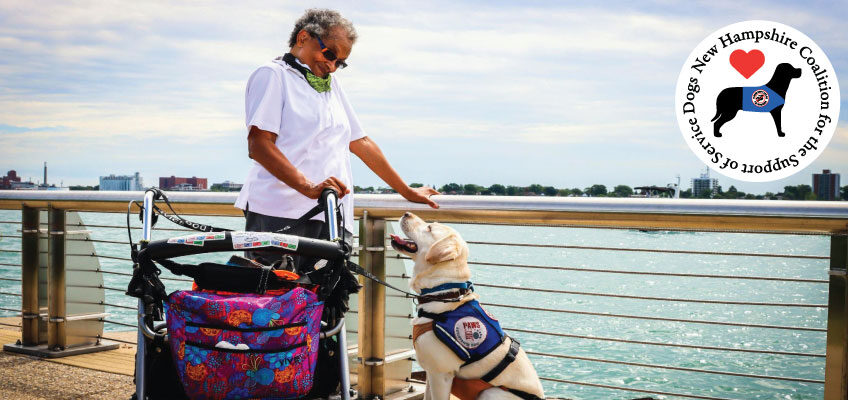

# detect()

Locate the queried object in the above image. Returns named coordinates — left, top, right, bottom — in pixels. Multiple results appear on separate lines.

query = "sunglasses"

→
left=313, top=34, right=348, bottom=69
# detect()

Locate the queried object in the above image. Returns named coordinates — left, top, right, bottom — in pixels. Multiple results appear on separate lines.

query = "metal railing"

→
left=0, top=190, right=846, bottom=400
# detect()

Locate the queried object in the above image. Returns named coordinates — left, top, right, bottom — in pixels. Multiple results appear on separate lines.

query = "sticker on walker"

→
left=231, top=232, right=299, bottom=251
left=454, top=316, right=487, bottom=349
left=674, top=20, right=840, bottom=182
left=167, top=233, right=226, bottom=246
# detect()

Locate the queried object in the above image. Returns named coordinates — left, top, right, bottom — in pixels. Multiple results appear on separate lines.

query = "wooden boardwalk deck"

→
left=0, top=324, right=426, bottom=400
left=0, top=327, right=136, bottom=376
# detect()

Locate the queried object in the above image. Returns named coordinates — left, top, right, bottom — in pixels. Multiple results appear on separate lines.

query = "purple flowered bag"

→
left=165, top=287, right=324, bottom=400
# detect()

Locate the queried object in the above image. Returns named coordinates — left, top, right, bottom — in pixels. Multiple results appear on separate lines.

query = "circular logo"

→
left=675, top=20, right=840, bottom=182
left=752, top=89, right=769, bottom=107
left=453, top=316, right=487, bottom=349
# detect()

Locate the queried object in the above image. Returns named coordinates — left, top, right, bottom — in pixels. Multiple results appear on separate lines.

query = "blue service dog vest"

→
left=742, top=85, right=785, bottom=112
left=430, top=300, right=506, bottom=363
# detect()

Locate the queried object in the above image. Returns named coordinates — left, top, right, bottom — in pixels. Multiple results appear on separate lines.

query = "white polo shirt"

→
left=235, top=58, right=365, bottom=232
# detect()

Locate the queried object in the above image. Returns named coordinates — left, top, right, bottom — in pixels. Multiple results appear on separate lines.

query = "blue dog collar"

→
left=420, top=281, right=474, bottom=295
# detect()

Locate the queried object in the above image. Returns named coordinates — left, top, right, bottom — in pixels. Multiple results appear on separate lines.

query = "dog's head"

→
left=776, top=62, right=802, bottom=79
left=390, top=212, right=470, bottom=293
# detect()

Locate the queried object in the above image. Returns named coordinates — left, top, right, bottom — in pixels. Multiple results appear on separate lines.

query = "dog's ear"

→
left=425, top=234, right=462, bottom=264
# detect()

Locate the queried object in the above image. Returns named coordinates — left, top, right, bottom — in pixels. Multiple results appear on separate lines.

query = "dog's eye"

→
left=427, top=225, right=432, bottom=232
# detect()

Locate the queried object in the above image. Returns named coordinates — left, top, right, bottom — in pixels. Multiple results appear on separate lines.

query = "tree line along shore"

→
left=354, top=183, right=848, bottom=201
left=61, top=183, right=847, bottom=201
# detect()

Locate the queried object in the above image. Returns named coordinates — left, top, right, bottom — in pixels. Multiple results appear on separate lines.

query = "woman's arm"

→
left=349, top=136, right=439, bottom=208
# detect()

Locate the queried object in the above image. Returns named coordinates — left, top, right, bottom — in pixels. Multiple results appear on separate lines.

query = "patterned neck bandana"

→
left=281, top=53, right=331, bottom=93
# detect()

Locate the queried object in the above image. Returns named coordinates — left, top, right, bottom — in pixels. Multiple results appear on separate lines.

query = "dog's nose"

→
left=403, top=212, right=411, bottom=218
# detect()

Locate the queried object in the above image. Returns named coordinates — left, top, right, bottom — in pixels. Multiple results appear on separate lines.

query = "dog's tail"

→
left=710, top=111, right=721, bottom=122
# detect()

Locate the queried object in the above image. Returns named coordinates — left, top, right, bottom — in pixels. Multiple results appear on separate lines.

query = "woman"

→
left=235, top=8, right=438, bottom=269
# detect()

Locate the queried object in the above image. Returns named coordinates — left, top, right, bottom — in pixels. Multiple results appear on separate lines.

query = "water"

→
left=0, top=209, right=829, bottom=399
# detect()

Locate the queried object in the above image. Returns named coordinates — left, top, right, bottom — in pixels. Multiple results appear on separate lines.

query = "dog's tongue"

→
left=390, top=234, right=418, bottom=253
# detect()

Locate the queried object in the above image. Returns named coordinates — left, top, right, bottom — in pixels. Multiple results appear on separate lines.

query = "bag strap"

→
left=273, top=204, right=322, bottom=234
left=153, top=258, right=297, bottom=294
left=143, top=188, right=325, bottom=235
left=141, top=188, right=232, bottom=233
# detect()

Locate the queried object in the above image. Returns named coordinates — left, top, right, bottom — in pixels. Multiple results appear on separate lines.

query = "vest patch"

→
left=431, top=300, right=506, bottom=363
left=742, top=85, right=785, bottom=112
left=454, top=316, right=487, bottom=349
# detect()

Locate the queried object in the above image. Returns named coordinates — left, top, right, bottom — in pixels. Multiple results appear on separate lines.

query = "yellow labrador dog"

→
left=390, top=212, right=545, bottom=400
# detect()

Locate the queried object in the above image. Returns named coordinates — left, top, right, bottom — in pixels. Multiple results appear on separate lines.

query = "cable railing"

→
left=446, top=219, right=840, bottom=236
left=474, top=282, right=827, bottom=308
left=526, top=349, right=824, bottom=384
left=0, top=228, right=830, bottom=400
left=387, top=271, right=827, bottom=307
left=0, top=218, right=833, bottom=398
left=465, top=239, right=831, bottom=259
left=485, top=301, right=826, bottom=331
left=468, top=260, right=830, bottom=283
left=501, top=326, right=824, bottom=358
left=0, top=191, right=845, bottom=400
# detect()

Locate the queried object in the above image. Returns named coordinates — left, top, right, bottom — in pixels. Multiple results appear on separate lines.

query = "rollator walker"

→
left=127, top=188, right=357, bottom=400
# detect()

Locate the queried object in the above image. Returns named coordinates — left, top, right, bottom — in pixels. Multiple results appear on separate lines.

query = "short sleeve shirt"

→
left=235, top=58, right=365, bottom=232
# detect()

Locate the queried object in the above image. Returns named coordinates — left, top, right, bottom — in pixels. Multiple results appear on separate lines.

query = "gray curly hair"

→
left=288, top=8, right=358, bottom=47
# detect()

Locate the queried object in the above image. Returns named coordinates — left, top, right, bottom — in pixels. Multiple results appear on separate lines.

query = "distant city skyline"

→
left=3, top=164, right=843, bottom=199
left=1, top=1, right=845, bottom=195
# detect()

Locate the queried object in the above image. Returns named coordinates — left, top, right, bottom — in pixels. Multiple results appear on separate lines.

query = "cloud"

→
left=0, top=123, right=68, bottom=134
left=817, top=124, right=848, bottom=166
left=514, top=120, right=671, bottom=144
left=0, top=0, right=845, bottom=190
left=359, top=113, right=675, bottom=147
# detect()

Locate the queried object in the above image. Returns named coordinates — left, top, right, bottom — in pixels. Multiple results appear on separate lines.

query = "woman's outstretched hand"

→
left=402, top=186, right=440, bottom=209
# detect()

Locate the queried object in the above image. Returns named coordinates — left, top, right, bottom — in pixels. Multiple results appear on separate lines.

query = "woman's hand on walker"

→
left=403, top=186, right=440, bottom=209
left=302, top=176, right=350, bottom=199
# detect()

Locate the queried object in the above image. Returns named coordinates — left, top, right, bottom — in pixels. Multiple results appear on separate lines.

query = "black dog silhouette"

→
left=711, top=63, right=802, bottom=137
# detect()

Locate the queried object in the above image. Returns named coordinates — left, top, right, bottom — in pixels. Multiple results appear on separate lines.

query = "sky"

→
left=0, top=0, right=846, bottom=194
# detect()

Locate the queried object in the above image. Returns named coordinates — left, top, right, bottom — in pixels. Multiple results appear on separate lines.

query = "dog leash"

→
left=345, top=261, right=470, bottom=303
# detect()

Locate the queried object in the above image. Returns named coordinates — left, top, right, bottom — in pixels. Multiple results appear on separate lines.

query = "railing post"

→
left=20, top=206, right=41, bottom=345
left=825, top=234, right=848, bottom=400
left=47, top=205, right=67, bottom=350
left=358, top=210, right=387, bottom=398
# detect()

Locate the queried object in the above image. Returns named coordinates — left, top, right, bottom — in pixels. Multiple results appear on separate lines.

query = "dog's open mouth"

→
left=390, top=234, right=418, bottom=253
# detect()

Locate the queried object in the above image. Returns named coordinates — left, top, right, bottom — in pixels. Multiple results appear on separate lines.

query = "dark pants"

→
left=243, top=208, right=352, bottom=273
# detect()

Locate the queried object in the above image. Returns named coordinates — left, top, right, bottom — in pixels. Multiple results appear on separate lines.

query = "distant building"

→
left=2, top=170, right=40, bottom=190
left=11, top=181, right=36, bottom=190
left=211, top=180, right=243, bottom=191
left=633, top=186, right=675, bottom=198
left=100, top=172, right=144, bottom=191
left=1, top=170, right=21, bottom=189
left=691, top=169, right=718, bottom=197
left=160, top=176, right=207, bottom=191
left=3, top=165, right=67, bottom=190
left=813, top=169, right=840, bottom=200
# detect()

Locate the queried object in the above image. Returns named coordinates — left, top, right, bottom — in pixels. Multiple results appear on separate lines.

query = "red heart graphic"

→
left=729, top=49, right=764, bottom=79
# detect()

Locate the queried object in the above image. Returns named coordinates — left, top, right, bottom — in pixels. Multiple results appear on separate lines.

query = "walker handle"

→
left=320, top=188, right=341, bottom=241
